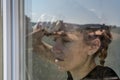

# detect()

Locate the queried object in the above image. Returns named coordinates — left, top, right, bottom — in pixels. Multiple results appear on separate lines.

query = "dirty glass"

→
left=25, top=0, right=120, bottom=80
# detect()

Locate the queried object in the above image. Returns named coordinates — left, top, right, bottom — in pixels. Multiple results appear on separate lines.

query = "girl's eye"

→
left=53, top=38, right=57, bottom=41
left=53, top=37, right=70, bottom=43
left=62, top=39, right=70, bottom=43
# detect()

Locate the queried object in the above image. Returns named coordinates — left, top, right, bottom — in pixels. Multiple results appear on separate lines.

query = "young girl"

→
left=31, top=20, right=119, bottom=80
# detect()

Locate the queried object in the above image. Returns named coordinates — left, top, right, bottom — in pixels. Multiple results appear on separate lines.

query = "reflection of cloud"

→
left=39, top=14, right=47, bottom=21
left=32, top=12, right=37, bottom=16
left=98, top=16, right=102, bottom=19
left=31, top=12, right=40, bottom=22
left=32, top=13, right=64, bottom=22
left=51, top=16, right=58, bottom=22
left=89, top=8, right=102, bottom=20
left=37, top=14, right=58, bottom=22
left=89, top=8, right=96, bottom=12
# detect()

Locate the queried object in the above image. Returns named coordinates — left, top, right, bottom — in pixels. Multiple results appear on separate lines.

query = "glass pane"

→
left=0, top=0, right=3, bottom=79
left=25, top=0, right=120, bottom=80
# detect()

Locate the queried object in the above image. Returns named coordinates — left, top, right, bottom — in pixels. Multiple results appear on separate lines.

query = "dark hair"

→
left=80, top=24, right=112, bottom=66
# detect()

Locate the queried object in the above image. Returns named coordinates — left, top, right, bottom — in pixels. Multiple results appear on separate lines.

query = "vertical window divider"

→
left=3, top=0, right=12, bottom=80
left=3, top=0, right=25, bottom=80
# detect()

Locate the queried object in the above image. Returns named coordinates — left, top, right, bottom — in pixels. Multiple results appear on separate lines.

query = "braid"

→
left=81, top=25, right=112, bottom=66
left=99, top=41, right=108, bottom=66
left=98, top=30, right=112, bottom=66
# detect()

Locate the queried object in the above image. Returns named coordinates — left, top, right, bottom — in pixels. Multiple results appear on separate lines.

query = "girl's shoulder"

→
left=83, top=65, right=120, bottom=80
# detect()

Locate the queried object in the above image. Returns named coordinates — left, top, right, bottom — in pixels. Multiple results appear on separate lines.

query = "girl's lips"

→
left=51, top=49, right=65, bottom=62
left=55, top=57, right=64, bottom=62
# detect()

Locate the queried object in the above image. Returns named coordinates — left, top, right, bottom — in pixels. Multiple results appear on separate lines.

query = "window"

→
left=2, top=0, right=120, bottom=80
left=25, top=0, right=120, bottom=80
left=3, top=0, right=25, bottom=80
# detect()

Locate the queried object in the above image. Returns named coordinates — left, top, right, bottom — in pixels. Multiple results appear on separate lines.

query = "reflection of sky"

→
left=31, top=0, right=120, bottom=26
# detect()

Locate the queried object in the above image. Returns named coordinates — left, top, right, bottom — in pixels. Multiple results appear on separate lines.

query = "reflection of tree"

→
left=25, top=16, right=32, bottom=35
left=25, top=15, right=33, bottom=80
left=25, top=15, right=31, bottom=53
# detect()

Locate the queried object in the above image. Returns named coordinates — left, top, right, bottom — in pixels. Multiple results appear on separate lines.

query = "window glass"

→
left=25, top=0, right=120, bottom=80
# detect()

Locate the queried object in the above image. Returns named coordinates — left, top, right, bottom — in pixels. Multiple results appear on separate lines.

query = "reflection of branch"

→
left=32, top=34, right=55, bottom=63
left=26, top=67, right=32, bottom=80
left=42, top=41, right=53, bottom=49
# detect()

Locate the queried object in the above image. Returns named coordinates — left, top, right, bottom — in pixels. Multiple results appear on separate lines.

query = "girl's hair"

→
left=80, top=24, right=112, bottom=66
left=38, top=20, right=113, bottom=66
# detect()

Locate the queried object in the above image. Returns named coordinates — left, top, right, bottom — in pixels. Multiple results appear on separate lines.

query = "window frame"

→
left=3, top=0, right=25, bottom=80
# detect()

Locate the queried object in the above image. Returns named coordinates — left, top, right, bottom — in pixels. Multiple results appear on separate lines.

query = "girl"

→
left=31, top=20, right=119, bottom=80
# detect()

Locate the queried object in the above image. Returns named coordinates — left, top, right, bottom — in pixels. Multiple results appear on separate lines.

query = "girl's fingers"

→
left=89, top=30, right=105, bottom=36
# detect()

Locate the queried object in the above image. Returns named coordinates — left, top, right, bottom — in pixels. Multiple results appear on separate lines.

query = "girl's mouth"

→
left=55, top=57, right=64, bottom=63
left=51, top=48, right=65, bottom=62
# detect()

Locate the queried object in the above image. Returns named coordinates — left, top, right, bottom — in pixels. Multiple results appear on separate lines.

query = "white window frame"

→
left=3, top=0, right=26, bottom=80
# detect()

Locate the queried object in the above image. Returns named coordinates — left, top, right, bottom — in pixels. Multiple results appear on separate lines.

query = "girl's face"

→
left=52, top=31, right=91, bottom=71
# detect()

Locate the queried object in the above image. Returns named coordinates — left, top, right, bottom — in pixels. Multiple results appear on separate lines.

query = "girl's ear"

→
left=88, top=38, right=101, bottom=56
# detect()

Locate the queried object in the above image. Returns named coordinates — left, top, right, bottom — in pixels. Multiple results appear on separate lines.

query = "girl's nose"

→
left=52, top=44, right=63, bottom=53
left=52, top=45, right=65, bottom=61
left=53, top=38, right=63, bottom=50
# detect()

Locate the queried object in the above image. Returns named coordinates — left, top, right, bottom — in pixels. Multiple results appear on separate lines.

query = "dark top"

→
left=67, top=65, right=120, bottom=80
